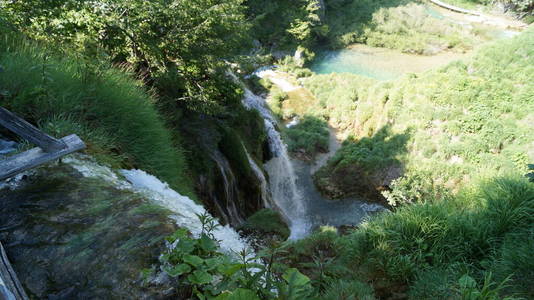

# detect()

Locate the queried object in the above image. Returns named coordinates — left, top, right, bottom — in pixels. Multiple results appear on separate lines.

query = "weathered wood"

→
left=428, top=0, right=481, bottom=15
left=0, top=107, right=66, bottom=152
left=0, top=241, right=28, bottom=300
left=0, top=134, right=85, bottom=181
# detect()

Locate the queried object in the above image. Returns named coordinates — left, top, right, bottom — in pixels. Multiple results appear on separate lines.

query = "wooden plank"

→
left=0, top=107, right=66, bottom=153
left=428, top=0, right=481, bottom=15
left=0, top=134, right=85, bottom=181
left=0, top=241, right=28, bottom=300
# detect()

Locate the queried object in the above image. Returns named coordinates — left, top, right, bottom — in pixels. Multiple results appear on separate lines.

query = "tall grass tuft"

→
left=0, top=34, right=194, bottom=195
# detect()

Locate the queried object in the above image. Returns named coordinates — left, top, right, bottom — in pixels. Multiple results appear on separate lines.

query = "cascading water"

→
left=64, top=156, right=251, bottom=254
left=208, top=150, right=245, bottom=226
left=245, top=150, right=271, bottom=209
left=241, top=88, right=311, bottom=239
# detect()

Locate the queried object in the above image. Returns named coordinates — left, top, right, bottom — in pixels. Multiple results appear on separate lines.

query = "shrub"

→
left=285, top=116, right=329, bottom=157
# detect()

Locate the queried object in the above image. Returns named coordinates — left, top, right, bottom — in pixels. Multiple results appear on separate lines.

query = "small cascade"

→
left=63, top=156, right=251, bottom=254
left=241, top=88, right=311, bottom=239
left=245, top=150, right=271, bottom=208
left=209, top=150, right=245, bottom=226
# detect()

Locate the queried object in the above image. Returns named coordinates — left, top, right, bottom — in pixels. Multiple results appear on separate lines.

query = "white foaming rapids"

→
left=63, top=156, right=251, bottom=254
left=120, top=169, right=250, bottom=254
left=254, top=69, right=298, bottom=92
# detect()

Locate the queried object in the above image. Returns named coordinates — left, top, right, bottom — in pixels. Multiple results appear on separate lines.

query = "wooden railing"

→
left=428, top=0, right=481, bottom=16
left=0, top=107, right=85, bottom=181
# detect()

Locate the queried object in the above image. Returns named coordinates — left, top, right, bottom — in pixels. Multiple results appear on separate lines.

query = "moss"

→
left=219, top=126, right=255, bottom=180
left=239, top=209, right=290, bottom=240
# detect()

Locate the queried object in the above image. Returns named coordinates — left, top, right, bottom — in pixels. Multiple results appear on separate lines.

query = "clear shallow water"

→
left=310, top=44, right=467, bottom=80
left=310, top=49, right=400, bottom=80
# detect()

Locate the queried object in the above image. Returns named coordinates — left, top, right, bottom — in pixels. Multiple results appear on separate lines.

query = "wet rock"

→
left=313, top=163, right=402, bottom=206
left=0, top=163, right=178, bottom=298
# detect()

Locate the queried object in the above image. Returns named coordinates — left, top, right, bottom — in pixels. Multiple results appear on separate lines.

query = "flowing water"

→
left=242, top=80, right=383, bottom=239
left=206, top=150, right=246, bottom=226
left=63, top=156, right=251, bottom=255
left=241, top=88, right=310, bottom=239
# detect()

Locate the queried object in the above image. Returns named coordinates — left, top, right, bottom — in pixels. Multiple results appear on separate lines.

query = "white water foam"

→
left=241, top=87, right=310, bottom=239
left=63, top=155, right=251, bottom=254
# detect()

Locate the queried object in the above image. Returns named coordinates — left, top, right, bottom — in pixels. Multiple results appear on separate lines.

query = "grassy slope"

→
left=323, top=0, right=494, bottom=52
left=278, top=29, right=534, bottom=299
left=302, top=28, right=533, bottom=204
left=0, top=35, right=195, bottom=196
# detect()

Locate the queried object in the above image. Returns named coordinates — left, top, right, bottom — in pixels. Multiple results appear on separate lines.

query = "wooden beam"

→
left=0, top=107, right=66, bottom=152
left=0, top=241, right=28, bottom=300
left=428, top=0, right=481, bottom=15
left=0, top=134, right=85, bottom=181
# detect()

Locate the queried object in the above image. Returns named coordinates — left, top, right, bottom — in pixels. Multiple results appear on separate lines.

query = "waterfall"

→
left=241, top=88, right=311, bottom=239
left=209, top=150, right=245, bottom=226
left=63, top=156, right=251, bottom=254
left=245, top=150, right=271, bottom=209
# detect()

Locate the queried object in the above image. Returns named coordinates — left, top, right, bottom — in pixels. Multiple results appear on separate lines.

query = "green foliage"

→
left=332, top=126, right=409, bottom=174
left=306, top=29, right=534, bottom=202
left=244, top=0, right=322, bottom=48
left=0, top=34, right=194, bottom=195
left=490, top=229, right=534, bottom=298
left=320, top=279, right=375, bottom=300
left=322, top=1, right=496, bottom=52
left=383, top=169, right=449, bottom=206
left=362, top=3, right=481, bottom=54
left=267, top=87, right=289, bottom=118
left=285, top=116, right=329, bottom=157
left=2, top=0, right=251, bottom=114
left=526, top=164, right=534, bottom=182
left=331, top=176, right=534, bottom=299
left=162, top=213, right=315, bottom=299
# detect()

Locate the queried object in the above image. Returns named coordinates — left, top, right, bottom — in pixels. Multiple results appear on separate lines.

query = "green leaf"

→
left=199, top=233, right=218, bottom=252
left=204, top=257, right=224, bottom=270
left=183, top=254, right=204, bottom=267
left=187, top=270, right=213, bottom=285
left=218, top=263, right=246, bottom=277
left=459, top=274, right=477, bottom=289
left=214, top=289, right=260, bottom=300
left=174, top=239, right=196, bottom=254
left=164, top=263, right=191, bottom=277
left=282, top=268, right=310, bottom=287
left=166, top=228, right=189, bottom=243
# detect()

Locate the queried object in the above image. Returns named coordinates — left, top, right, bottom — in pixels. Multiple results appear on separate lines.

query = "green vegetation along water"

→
left=1, top=0, right=533, bottom=299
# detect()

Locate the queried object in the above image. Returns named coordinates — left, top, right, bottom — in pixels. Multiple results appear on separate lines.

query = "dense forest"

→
left=0, top=0, right=533, bottom=299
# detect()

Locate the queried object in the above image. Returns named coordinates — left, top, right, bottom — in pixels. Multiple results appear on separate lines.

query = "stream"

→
left=244, top=76, right=383, bottom=240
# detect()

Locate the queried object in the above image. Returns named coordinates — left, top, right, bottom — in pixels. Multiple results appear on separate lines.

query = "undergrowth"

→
left=0, top=34, right=194, bottom=196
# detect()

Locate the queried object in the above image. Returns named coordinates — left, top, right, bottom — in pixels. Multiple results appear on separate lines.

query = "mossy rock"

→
left=239, top=209, right=290, bottom=240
